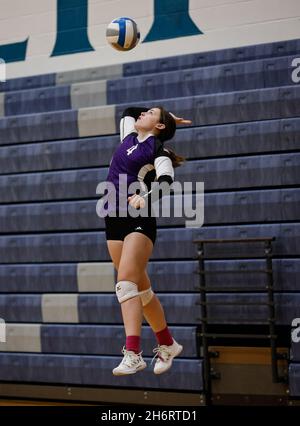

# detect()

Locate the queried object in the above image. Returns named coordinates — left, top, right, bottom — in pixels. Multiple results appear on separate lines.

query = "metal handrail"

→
left=192, top=237, right=285, bottom=405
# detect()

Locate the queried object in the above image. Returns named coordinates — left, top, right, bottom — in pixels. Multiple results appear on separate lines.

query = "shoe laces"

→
left=151, top=344, right=172, bottom=366
left=121, top=346, right=143, bottom=367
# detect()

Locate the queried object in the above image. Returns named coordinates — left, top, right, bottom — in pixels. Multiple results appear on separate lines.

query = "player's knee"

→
left=115, top=280, right=139, bottom=303
left=139, top=287, right=154, bottom=307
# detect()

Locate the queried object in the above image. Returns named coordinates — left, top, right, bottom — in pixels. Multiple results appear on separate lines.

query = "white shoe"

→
left=151, top=339, right=183, bottom=375
left=112, top=346, right=147, bottom=376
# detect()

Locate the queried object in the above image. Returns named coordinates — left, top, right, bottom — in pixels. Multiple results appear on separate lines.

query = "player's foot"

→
left=151, top=339, right=183, bottom=375
left=112, top=346, right=147, bottom=376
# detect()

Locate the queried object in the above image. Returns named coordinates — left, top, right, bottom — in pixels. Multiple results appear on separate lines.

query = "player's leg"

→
left=117, top=232, right=154, bottom=337
left=138, top=270, right=168, bottom=332
left=105, top=215, right=146, bottom=375
left=106, top=239, right=123, bottom=271
left=112, top=231, right=154, bottom=375
left=138, top=270, right=183, bottom=375
left=107, top=240, right=149, bottom=334
left=106, top=241, right=167, bottom=332
left=107, top=237, right=182, bottom=375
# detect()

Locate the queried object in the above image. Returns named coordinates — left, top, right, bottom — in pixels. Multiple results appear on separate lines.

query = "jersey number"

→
left=127, top=145, right=139, bottom=156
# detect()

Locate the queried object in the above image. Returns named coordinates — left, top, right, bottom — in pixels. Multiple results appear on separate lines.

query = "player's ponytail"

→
left=163, top=146, right=186, bottom=168
left=156, top=106, right=186, bottom=168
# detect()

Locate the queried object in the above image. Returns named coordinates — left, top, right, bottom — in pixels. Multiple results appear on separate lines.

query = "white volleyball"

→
left=106, top=17, right=140, bottom=51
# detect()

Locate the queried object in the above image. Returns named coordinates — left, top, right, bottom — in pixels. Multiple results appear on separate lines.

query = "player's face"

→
left=135, top=108, right=165, bottom=133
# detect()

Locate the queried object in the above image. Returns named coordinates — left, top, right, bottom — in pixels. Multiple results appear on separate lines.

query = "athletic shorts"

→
left=104, top=215, right=157, bottom=245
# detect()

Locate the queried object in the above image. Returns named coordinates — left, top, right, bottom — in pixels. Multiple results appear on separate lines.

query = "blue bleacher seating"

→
left=41, top=324, right=198, bottom=357
left=0, top=38, right=299, bottom=398
left=0, top=353, right=203, bottom=390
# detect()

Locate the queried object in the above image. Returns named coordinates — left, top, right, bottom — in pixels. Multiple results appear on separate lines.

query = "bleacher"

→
left=0, top=38, right=299, bottom=404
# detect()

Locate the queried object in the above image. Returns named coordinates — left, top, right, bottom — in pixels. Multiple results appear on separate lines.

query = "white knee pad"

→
left=116, top=280, right=139, bottom=303
left=139, top=287, right=154, bottom=307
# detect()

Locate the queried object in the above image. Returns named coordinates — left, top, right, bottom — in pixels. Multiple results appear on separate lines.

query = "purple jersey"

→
left=99, top=109, right=174, bottom=217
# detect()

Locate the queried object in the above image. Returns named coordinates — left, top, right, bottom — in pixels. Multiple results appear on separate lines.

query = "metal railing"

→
left=193, top=237, right=287, bottom=404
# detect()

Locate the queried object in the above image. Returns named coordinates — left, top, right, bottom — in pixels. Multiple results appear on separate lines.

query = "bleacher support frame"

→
left=193, top=237, right=288, bottom=405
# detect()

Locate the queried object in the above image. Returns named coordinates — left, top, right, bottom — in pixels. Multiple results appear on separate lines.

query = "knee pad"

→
left=116, top=280, right=139, bottom=303
left=139, top=287, right=154, bottom=307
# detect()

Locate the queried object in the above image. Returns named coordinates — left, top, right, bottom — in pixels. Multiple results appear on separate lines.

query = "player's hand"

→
left=128, top=194, right=146, bottom=209
left=169, top=112, right=192, bottom=125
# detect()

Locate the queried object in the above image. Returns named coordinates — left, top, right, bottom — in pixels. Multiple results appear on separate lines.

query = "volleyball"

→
left=106, top=17, right=140, bottom=51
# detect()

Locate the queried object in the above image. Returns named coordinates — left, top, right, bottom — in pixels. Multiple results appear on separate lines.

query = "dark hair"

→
left=155, top=106, right=186, bottom=168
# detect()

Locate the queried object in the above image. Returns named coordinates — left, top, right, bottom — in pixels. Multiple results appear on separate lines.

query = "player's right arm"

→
left=120, top=107, right=148, bottom=142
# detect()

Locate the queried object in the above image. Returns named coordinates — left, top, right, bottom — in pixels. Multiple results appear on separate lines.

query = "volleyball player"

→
left=101, top=106, right=191, bottom=375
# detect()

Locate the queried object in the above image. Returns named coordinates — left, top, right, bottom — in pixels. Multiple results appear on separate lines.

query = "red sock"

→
left=126, top=335, right=141, bottom=354
left=155, top=326, right=173, bottom=346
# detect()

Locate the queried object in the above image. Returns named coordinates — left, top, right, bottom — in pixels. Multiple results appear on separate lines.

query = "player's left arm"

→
left=128, top=144, right=174, bottom=209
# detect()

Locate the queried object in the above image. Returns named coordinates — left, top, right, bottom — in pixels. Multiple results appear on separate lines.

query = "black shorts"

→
left=104, top=215, right=157, bottom=245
